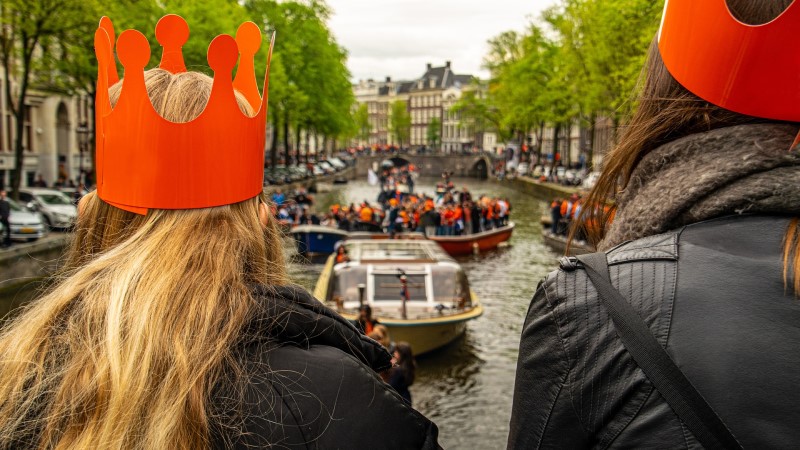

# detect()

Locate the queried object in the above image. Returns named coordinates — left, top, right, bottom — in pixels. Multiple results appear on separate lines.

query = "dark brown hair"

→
left=572, top=0, right=800, bottom=293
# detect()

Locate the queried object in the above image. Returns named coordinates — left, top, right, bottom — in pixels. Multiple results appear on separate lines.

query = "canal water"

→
left=290, top=178, right=558, bottom=449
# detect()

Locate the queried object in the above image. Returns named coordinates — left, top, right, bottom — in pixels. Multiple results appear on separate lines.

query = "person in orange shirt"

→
left=453, top=204, right=464, bottom=235
left=359, top=203, right=373, bottom=223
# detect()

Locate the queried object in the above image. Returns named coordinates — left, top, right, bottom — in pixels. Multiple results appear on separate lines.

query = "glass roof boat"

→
left=313, top=239, right=483, bottom=355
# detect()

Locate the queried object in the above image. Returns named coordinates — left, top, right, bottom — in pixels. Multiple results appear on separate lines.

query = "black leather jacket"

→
left=509, top=215, right=800, bottom=449
left=212, top=285, right=440, bottom=449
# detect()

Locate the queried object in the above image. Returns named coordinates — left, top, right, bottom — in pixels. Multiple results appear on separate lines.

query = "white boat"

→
left=313, top=239, right=483, bottom=355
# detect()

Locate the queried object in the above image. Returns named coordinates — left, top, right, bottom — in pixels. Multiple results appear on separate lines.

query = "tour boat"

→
left=290, top=224, right=349, bottom=256
left=428, top=222, right=515, bottom=256
left=313, top=239, right=483, bottom=355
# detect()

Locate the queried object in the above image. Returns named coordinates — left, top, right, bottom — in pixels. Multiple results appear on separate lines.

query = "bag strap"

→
left=576, top=252, right=742, bottom=450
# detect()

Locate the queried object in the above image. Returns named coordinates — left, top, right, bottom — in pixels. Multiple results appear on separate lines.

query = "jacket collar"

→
left=245, top=284, right=392, bottom=372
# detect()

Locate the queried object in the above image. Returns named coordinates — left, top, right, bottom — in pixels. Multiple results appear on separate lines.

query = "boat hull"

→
left=542, top=231, right=593, bottom=256
left=429, top=222, right=515, bottom=256
left=336, top=304, right=482, bottom=355
left=291, top=225, right=349, bottom=256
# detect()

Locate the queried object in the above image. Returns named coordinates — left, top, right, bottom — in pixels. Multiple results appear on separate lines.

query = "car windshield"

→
left=36, top=193, right=72, bottom=205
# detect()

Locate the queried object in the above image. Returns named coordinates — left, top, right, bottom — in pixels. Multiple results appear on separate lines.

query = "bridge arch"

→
left=468, top=155, right=491, bottom=179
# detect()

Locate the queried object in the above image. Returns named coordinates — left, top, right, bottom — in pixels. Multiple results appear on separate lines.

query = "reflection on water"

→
left=289, top=178, right=560, bottom=449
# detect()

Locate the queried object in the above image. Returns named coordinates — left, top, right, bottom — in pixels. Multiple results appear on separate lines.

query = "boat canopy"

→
left=343, top=239, right=453, bottom=263
left=331, top=263, right=471, bottom=313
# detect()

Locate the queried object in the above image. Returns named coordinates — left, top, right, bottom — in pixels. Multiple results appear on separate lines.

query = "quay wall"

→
left=493, top=176, right=579, bottom=201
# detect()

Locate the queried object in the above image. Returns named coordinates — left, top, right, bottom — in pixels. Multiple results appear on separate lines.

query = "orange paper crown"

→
left=658, top=0, right=800, bottom=123
left=94, top=15, right=275, bottom=214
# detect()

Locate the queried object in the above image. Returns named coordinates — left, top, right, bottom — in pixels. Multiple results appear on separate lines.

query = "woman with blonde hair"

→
left=510, top=1, right=800, bottom=448
left=0, top=16, right=439, bottom=449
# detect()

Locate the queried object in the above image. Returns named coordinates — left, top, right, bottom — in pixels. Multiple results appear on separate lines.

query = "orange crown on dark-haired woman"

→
left=658, top=0, right=800, bottom=123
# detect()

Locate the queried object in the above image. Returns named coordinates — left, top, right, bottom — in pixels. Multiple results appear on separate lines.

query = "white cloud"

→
left=327, top=0, right=558, bottom=81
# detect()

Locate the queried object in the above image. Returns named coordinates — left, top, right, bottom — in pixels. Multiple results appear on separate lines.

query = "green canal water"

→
left=0, top=178, right=561, bottom=449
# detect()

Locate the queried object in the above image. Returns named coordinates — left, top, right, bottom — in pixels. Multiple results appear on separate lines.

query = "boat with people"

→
left=428, top=222, right=515, bottom=256
left=290, top=224, right=349, bottom=256
left=313, top=239, right=483, bottom=355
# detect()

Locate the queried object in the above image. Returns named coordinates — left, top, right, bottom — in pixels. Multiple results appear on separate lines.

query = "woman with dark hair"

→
left=389, top=342, right=417, bottom=406
left=509, top=1, right=800, bottom=448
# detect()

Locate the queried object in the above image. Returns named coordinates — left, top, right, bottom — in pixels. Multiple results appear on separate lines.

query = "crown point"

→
left=99, top=16, right=116, bottom=49
left=207, top=34, right=238, bottom=73
left=94, top=27, right=112, bottom=67
left=117, top=30, right=151, bottom=69
left=156, top=14, right=190, bottom=49
left=236, top=22, right=261, bottom=56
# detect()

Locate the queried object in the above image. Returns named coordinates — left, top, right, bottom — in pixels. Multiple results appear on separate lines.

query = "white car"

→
left=18, top=188, right=77, bottom=230
left=516, top=162, right=530, bottom=177
left=1, top=198, right=47, bottom=241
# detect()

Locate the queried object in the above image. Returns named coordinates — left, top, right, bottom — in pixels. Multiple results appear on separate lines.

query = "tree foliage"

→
left=483, top=0, right=663, bottom=156
left=426, top=117, right=441, bottom=150
left=388, top=101, right=410, bottom=148
left=1, top=0, right=354, bottom=195
left=353, top=103, right=370, bottom=143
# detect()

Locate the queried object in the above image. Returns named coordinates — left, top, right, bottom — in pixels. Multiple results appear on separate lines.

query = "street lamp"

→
left=75, top=121, right=90, bottom=186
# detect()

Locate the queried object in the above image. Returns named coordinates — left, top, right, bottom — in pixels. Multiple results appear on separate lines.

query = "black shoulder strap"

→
left=576, top=252, right=742, bottom=450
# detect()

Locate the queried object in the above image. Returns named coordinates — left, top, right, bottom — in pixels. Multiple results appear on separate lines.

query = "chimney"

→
left=446, top=60, right=451, bottom=68
left=426, top=63, right=432, bottom=70
left=386, top=76, right=391, bottom=82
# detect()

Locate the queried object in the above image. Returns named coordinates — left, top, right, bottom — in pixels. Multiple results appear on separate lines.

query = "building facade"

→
left=353, top=62, right=497, bottom=152
left=1, top=66, right=92, bottom=191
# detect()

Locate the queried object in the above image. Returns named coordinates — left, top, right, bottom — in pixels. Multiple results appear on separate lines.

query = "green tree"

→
left=0, top=0, right=101, bottom=198
left=388, top=101, right=410, bottom=148
left=354, top=103, right=370, bottom=144
left=426, top=117, right=441, bottom=151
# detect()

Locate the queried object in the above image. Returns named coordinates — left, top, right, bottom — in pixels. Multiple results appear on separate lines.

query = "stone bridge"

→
left=354, top=153, right=495, bottom=179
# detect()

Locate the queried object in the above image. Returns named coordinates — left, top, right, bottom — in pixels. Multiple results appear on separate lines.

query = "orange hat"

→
left=658, top=0, right=800, bottom=122
left=389, top=198, right=398, bottom=207
left=94, top=15, right=275, bottom=214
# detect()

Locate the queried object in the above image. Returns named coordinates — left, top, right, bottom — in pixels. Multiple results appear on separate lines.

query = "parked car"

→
left=563, top=169, right=582, bottom=186
left=516, top=162, right=530, bottom=177
left=312, top=164, right=326, bottom=176
left=0, top=198, right=47, bottom=241
left=554, top=166, right=567, bottom=183
left=18, top=188, right=77, bottom=230
left=317, top=160, right=337, bottom=174
left=582, top=171, right=601, bottom=189
left=531, top=165, right=544, bottom=178
left=326, top=158, right=347, bottom=170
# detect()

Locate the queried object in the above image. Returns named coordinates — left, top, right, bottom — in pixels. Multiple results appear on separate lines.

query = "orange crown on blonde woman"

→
left=94, top=15, right=275, bottom=214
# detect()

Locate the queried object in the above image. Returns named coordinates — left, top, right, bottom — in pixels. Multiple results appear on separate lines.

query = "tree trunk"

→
left=321, top=135, right=328, bottom=159
left=270, top=114, right=279, bottom=169
left=588, top=113, right=596, bottom=171
left=304, top=130, right=310, bottom=163
left=283, top=110, right=290, bottom=166
left=537, top=121, right=545, bottom=163
left=551, top=123, right=559, bottom=166
left=294, top=124, right=301, bottom=165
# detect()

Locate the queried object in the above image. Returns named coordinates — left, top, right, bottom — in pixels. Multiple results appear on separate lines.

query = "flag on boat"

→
left=368, top=169, right=379, bottom=186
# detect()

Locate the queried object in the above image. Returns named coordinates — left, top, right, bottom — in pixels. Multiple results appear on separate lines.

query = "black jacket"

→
left=213, top=285, right=440, bottom=449
left=509, top=215, right=800, bottom=449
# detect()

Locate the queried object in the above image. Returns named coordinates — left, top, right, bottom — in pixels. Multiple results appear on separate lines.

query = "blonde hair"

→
left=0, top=69, right=287, bottom=448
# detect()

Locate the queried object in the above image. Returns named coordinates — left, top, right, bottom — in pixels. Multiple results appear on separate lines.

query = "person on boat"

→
left=549, top=198, right=562, bottom=235
left=470, top=200, right=482, bottom=234
left=389, top=342, right=417, bottom=406
left=356, top=305, right=381, bottom=334
left=0, top=17, right=440, bottom=449
left=509, top=2, right=800, bottom=448
left=335, top=245, right=350, bottom=264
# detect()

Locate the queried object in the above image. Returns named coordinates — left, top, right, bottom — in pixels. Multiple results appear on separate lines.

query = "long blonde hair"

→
left=0, top=69, right=287, bottom=448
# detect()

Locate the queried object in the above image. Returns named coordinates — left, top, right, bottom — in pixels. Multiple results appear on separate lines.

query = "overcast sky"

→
left=327, top=0, right=558, bottom=82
